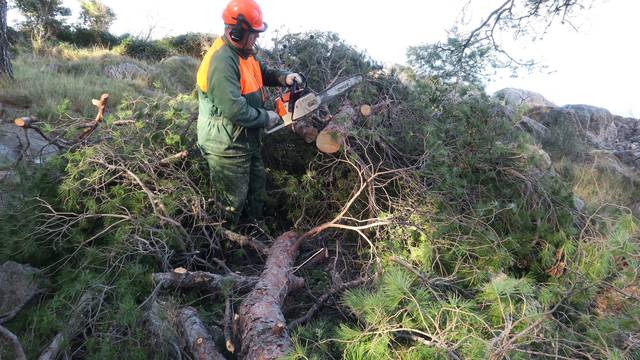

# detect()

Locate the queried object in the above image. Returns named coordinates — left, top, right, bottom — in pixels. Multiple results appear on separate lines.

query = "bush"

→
left=56, top=27, right=121, bottom=48
left=114, top=36, right=175, bottom=61
left=161, top=32, right=217, bottom=58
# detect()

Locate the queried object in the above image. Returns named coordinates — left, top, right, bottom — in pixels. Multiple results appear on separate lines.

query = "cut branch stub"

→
left=14, top=116, right=34, bottom=128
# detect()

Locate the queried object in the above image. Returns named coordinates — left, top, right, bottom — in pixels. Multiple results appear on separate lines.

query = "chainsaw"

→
left=265, top=75, right=363, bottom=134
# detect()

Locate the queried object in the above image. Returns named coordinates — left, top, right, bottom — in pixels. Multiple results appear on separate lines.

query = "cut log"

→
left=315, top=103, right=357, bottom=154
left=360, top=104, right=372, bottom=117
left=316, top=124, right=345, bottom=154
left=235, top=231, right=304, bottom=360
left=177, top=307, right=226, bottom=360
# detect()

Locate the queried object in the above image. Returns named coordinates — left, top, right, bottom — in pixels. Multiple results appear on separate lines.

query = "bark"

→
left=292, top=120, right=318, bottom=143
left=153, top=269, right=258, bottom=293
left=0, top=0, right=13, bottom=80
left=235, top=231, right=305, bottom=360
left=177, top=307, right=226, bottom=360
left=0, top=324, right=26, bottom=360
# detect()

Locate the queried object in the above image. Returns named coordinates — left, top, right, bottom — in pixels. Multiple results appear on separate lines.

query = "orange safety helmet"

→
left=222, top=0, right=267, bottom=33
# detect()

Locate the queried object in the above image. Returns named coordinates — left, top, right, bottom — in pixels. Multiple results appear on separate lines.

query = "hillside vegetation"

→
left=0, top=30, right=639, bottom=360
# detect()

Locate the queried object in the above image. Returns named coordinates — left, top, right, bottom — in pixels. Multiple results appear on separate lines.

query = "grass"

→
left=1, top=44, right=198, bottom=123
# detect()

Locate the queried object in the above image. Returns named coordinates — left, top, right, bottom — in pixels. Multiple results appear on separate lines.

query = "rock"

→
left=528, top=104, right=618, bottom=149
left=524, top=143, right=553, bottom=172
left=104, top=62, right=150, bottom=81
left=0, top=122, right=58, bottom=165
left=516, top=116, right=549, bottom=140
left=589, top=150, right=636, bottom=181
left=0, top=261, right=47, bottom=321
left=494, top=88, right=557, bottom=109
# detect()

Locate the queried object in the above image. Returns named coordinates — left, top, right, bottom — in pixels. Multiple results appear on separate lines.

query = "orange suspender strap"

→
left=197, top=37, right=264, bottom=97
left=196, top=37, right=225, bottom=93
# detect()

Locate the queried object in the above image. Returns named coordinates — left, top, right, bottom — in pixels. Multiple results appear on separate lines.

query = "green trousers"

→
left=201, top=150, right=266, bottom=225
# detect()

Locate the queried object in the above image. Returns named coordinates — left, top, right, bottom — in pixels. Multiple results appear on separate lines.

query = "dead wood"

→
left=160, top=150, right=189, bottom=165
left=222, top=229, right=269, bottom=255
left=146, top=301, right=182, bottom=359
left=153, top=269, right=258, bottom=293
left=223, top=297, right=235, bottom=353
left=112, top=119, right=136, bottom=126
left=235, top=231, right=305, bottom=360
left=38, top=290, right=102, bottom=360
left=77, top=93, right=109, bottom=142
left=177, top=307, right=226, bottom=360
left=0, top=324, right=26, bottom=360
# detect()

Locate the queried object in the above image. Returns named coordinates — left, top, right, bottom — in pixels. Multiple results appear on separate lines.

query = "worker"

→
left=196, top=0, right=302, bottom=226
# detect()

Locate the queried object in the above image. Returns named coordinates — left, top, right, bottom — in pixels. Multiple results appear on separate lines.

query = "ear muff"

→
left=230, top=14, right=247, bottom=42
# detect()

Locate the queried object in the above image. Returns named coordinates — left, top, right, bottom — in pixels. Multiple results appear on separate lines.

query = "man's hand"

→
left=285, top=73, right=303, bottom=86
left=266, top=110, right=282, bottom=130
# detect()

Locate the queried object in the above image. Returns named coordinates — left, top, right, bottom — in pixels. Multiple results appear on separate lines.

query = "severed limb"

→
left=177, top=307, right=226, bottom=360
left=152, top=268, right=258, bottom=293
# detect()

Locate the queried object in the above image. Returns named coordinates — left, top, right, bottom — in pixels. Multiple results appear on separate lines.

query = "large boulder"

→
left=0, top=261, right=47, bottom=322
left=527, top=104, right=618, bottom=149
left=494, top=88, right=557, bottom=109
left=0, top=121, right=58, bottom=165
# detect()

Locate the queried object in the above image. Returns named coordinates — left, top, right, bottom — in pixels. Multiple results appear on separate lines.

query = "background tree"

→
left=409, top=0, right=593, bottom=86
left=0, top=0, right=13, bottom=79
left=79, top=0, right=115, bottom=32
left=13, top=0, right=70, bottom=47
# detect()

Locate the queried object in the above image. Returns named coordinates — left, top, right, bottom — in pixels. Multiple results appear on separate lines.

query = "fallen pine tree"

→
left=1, top=31, right=639, bottom=360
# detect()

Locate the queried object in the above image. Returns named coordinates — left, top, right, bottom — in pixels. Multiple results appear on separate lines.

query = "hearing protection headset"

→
left=230, top=15, right=249, bottom=42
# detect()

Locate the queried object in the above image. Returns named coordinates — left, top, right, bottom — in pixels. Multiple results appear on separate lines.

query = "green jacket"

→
left=196, top=36, right=289, bottom=156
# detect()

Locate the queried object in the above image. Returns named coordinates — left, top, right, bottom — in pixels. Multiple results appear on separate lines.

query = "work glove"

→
left=285, top=73, right=303, bottom=86
left=266, top=110, right=282, bottom=130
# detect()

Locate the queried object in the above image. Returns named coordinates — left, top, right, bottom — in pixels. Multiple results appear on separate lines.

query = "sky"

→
left=7, top=0, right=640, bottom=117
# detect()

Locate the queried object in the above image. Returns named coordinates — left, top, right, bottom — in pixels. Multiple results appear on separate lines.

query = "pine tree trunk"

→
left=0, top=0, right=14, bottom=80
left=235, top=231, right=305, bottom=359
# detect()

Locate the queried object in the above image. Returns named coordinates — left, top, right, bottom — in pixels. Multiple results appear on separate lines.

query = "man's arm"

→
left=208, top=56, right=269, bottom=128
left=259, top=60, right=290, bottom=87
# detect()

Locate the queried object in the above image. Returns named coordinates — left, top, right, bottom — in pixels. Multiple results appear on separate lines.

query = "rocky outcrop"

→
left=495, top=88, right=557, bottom=109
left=496, top=88, right=640, bottom=174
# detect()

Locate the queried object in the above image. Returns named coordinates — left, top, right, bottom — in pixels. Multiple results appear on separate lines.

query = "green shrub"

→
left=56, top=27, right=121, bottom=48
left=114, top=36, right=175, bottom=61
left=161, top=32, right=217, bottom=58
